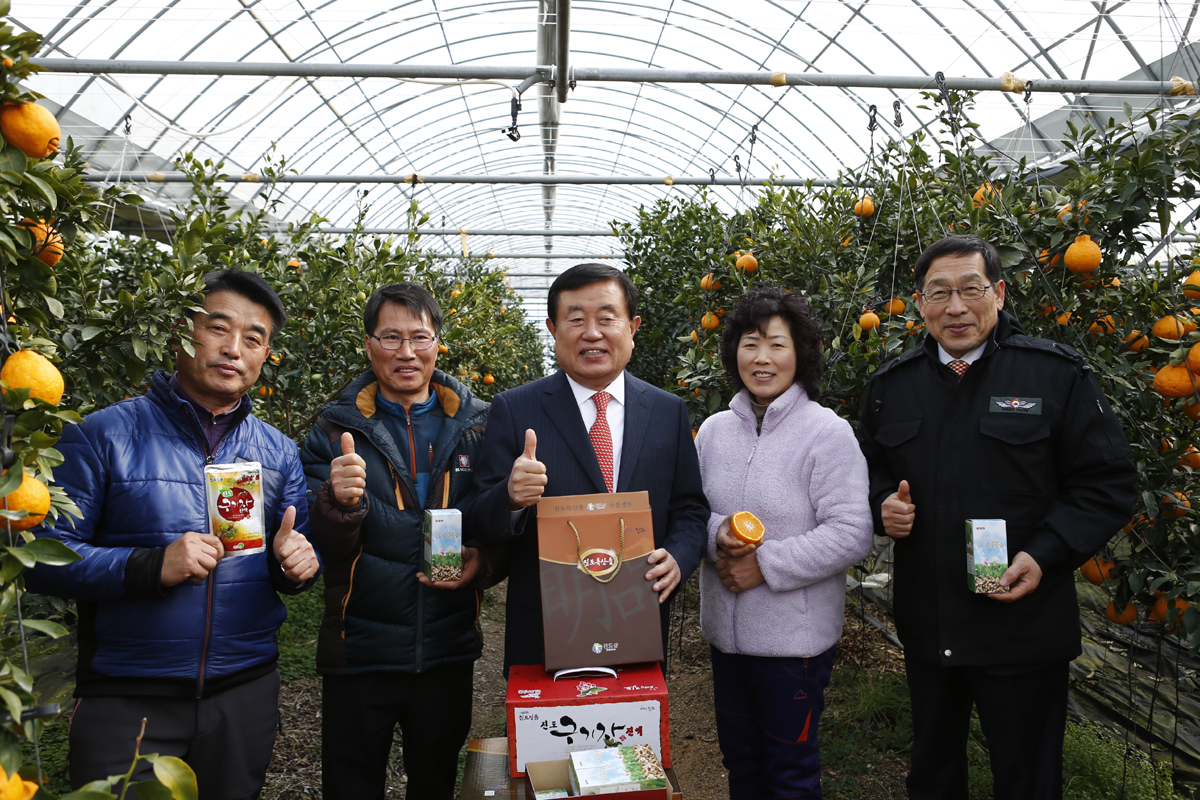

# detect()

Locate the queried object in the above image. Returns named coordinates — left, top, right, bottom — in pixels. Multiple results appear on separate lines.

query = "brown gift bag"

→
left=537, top=491, right=663, bottom=671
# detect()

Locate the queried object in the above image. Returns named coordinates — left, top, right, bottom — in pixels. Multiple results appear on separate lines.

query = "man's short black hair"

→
left=195, top=269, right=287, bottom=344
left=719, top=286, right=823, bottom=400
left=363, top=283, right=444, bottom=337
left=913, top=235, right=1003, bottom=290
left=547, top=263, right=638, bottom=322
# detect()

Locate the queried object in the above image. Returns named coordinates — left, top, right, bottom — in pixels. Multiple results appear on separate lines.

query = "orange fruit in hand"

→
left=1, top=349, right=64, bottom=405
left=0, top=470, right=51, bottom=531
left=1079, top=556, right=1115, bottom=585
left=730, top=511, right=765, bottom=544
left=0, top=101, right=61, bottom=158
left=1105, top=601, right=1138, bottom=626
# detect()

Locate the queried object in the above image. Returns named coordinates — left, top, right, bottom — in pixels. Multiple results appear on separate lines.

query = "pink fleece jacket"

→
left=695, top=383, right=874, bottom=657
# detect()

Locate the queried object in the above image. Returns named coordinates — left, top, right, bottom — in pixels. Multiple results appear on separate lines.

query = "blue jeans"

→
left=711, top=645, right=835, bottom=799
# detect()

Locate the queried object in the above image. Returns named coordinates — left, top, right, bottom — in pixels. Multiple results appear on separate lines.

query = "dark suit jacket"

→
left=469, top=370, right=709, bottom=671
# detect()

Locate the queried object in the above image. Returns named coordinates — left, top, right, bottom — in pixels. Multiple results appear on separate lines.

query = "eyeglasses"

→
left=920, top=283, right=995, bottom=304
left=369, top=333, right=437, bottom=351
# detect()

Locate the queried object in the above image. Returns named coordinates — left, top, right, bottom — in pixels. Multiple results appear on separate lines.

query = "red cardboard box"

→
left=506, top=663, right=670, bottom=777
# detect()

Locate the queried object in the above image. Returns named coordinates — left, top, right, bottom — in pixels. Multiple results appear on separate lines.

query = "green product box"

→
left=424, top=508, right=463, bottom=582
left=965, top=518, right=1009, bottom=595
left=568, top=745, right=668, bottom=796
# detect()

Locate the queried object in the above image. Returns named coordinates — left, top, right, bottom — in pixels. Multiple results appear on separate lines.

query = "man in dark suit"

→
left=470, top=263, right=709, bottom=672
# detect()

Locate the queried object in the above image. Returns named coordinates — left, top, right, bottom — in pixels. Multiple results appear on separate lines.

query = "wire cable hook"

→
left=501, top=96, right=522, bottom=142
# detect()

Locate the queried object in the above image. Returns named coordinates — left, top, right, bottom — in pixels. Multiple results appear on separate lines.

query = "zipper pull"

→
left=428, top=442, right=434, bottom=469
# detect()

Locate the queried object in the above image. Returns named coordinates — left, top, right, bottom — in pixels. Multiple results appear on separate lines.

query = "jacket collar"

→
left=148, top=370, right=253, bottom=430
left=333, top=369, right=487, bottom=426
left=730, top=383, right=807, bottom=432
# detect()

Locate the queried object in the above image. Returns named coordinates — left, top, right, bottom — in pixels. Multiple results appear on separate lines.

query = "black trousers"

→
left=321, top=665, right=474, bottom=800
left=68, top=670, right=279, bottom=800
left=904, top=653, right=1068, bottom=800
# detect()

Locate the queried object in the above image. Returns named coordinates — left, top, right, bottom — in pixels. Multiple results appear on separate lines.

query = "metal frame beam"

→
left=31, top=58, right=1186, bottom=95
left=83, top=172, right=840, bottom=186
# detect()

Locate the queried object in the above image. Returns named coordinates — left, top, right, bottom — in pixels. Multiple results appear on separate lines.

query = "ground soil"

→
left=261, top=577, right=910, bottom=799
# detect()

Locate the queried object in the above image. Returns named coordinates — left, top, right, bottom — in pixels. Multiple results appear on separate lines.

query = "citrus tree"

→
left=620, top=92, right=1200, bottom=656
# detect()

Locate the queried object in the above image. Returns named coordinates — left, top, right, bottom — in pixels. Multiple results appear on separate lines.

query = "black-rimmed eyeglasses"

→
left=369, top=333, right=438, bottom=351
left=919, top=283, right=995, bottom=304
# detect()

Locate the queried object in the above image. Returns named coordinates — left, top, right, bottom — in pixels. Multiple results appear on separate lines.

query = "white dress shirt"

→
left=937, top=342, right=986, bottom=367
left=564, top=371, right=626, bottom=491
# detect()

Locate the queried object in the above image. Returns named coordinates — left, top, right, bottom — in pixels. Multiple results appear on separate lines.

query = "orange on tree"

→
left=972, top=182, right=996, bottom=207
left=1124, top=330, right=1149, bottom=352
left=700, top=272, right=722, bottom=292
left=689, top=330, right=698, bottom=343
left=1162, top=491, right=1191, bottom=517
left=0, top=764, right=38, bottom=800
left=1064, top=234, right=1102, bottom=274
left=1105, top=601, right=1138, bottom=626
left=854, top=196, right=875, bottom=218
left=1149, top=595, right=1190, bottom=627
left=884, top=297, right=906, bottom=316
left=701, top=312, right=720, bottom=330
left=286, top=258, right=301, bottom=268
left=483, top=373, right=495, bottom=385
left=1056, top=200, right=1089, bottom=224
left=735, top=253, right=758, bottom=274
left=1184, top=271, right=1200, bottom=299
left=18, top=218, right=64, bottom=267
left=1, top=349, right=64, bottom=405
left=1159, top=437, right=1174, bottom=454
left=437, top=344, right=449, bottom=354
left=0, top=101, right=61, bottom=159
left=0, top=470, right=50, bottom=531
left=1087, top=315, right=1116, bottom=336
left=1186, top=398, right=1200, bottom=421
left=730, top=511, right=765, bottom=544
left=256, top=386, right=273, bottom=397
left=1151, top=314, right=1196, bottom=339
left=859, top=310, right=881, bottom=332
left=1152, top=364, right=1196, bottom=399
left=1180, top=445, right=1200, bottom=470
left=1037, top=249, right=1062, bottom=268
left=1079, top=555, right=1115, bottom=585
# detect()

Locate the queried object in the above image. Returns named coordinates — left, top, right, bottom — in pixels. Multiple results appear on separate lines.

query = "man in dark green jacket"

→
left=857, top=235, right=1136, bottom=800
left=300, top=283, right=495, bottom=800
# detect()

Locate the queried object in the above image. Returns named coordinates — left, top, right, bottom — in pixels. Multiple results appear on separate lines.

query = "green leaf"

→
left=3, top=546, right=36, bottom=569
left=0, top=685, right=22, bottom=729
left=17, top=618, right=69, bottom=638
left=44, top=293, right=64, bottom=318
left=151, top=755, right=199, bottom=800
left=81, top=326, right=103, bottom=341
left=0, top=467, right=23, bottom=499
left=132, top=335, right=147, bottom=361
left=127, top=781, right=174, bottom=800
left=23, top=172, right=57, bottom=208
left=21, top=537, right=81, bottom=565
left=62, top=783, right=120, bottom=799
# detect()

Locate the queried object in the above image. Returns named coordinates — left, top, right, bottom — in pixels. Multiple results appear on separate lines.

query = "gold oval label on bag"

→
left=579, top=548, right=619, bottom=577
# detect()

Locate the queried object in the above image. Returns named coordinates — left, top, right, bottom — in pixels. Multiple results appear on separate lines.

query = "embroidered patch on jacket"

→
left=453, top=454, right=473, bottom=473
left=990, top=397, right=1042, bottom=415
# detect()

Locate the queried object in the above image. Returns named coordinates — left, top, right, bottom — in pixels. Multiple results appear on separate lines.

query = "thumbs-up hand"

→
left=273, top=506, right=320, bottom=583
left=508, top=428, right=547, bottom=509
left=331, top=431, right=367, bottom=507
left=881, top=479, right=916, bottom=538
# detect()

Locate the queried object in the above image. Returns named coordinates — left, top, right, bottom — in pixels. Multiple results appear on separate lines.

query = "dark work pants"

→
left=711, top=645, right=835, bottom=799
left=68, top=670, right=279, bottom=800
left=904, top=654, right=1069, bottom=800
left=322, top=665, right=474, bottom=800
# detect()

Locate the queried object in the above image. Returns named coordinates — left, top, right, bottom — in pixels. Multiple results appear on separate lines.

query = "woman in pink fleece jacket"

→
left=694, top=286, right=874, bottom=799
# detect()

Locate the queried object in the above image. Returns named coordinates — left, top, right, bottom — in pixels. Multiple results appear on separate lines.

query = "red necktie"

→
left=589, top=391, right=614, bottom=492
left=948, top=359, right=969, bottom=378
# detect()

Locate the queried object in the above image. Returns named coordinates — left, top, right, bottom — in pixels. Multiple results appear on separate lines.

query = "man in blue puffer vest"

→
left=27, top=269, right=320, bottom=800
left=301, top=282, right=499, bottom=800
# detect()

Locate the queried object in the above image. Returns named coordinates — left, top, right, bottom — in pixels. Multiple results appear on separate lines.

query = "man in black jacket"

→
left=857, top=235, right=1136, bottom=800
left=301, top=283, right=496, bottom=800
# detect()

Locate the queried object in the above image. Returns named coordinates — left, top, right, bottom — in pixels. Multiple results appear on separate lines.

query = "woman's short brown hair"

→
left=719, top=286, right=823, bottom=399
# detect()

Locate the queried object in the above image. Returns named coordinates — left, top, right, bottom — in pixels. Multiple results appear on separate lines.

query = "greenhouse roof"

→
left=12, top=0, right=1200, bottom=313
